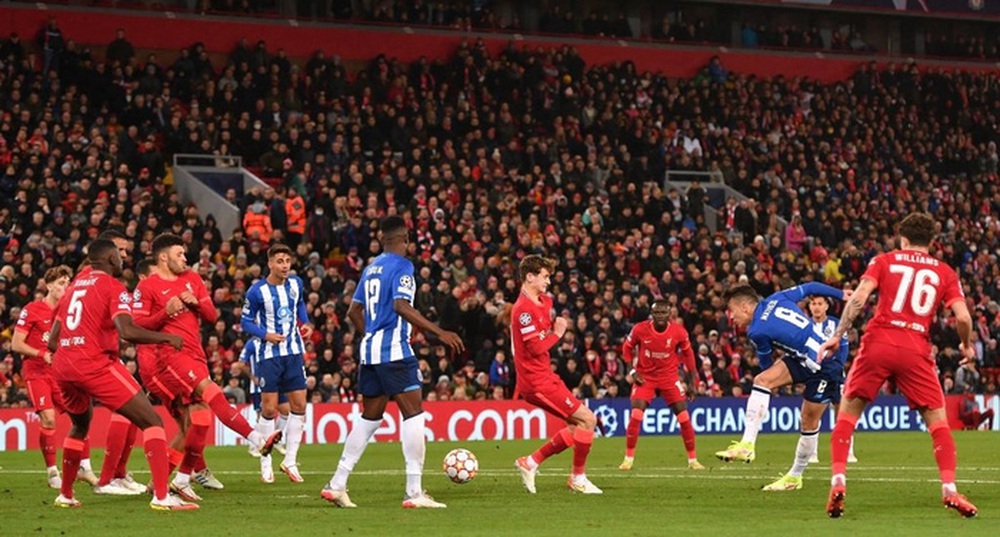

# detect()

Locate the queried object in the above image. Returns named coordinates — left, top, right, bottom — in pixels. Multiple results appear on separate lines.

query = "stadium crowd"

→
left=1, top=19, right=999, bottom=410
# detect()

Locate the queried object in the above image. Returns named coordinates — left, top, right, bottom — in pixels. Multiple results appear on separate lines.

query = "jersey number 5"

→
left=65, top=289, right=88, bottom=330
left=365, top=279, right=381, bottom=319
left=888, top=265, right=939, bottom=316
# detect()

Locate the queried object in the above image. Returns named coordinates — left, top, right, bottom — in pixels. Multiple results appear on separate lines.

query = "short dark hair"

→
left=43, top=265, right=73, bottom=283
left=268, top=243, right=292, bottom=259
left=651, top=298, right=671, bottom=309
left=898, top=213, right=936, bottom=247
left=380, top=215, right=407, bottom=237
left=86, top=239, right=118, bottom=263
left=151, top=233, right=185, bottom=258
left=98, top=228, right=126, bottom=242
left=518, top=255, right=556, bottom=281
left=723, top=284, right=760, bottom=305
left=136, top=258, right=155, bottom=277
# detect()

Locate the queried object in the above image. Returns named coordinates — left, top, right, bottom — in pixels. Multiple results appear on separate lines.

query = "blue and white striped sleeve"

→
left=241, top=285, right=267, bottom=339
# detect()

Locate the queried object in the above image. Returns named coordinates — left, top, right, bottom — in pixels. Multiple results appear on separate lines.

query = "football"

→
left=442, top=448, right=478, bottom=484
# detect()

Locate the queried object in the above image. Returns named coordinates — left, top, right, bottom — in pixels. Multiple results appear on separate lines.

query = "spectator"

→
left=958, top=387, right=994, bottom=430
left=105, top=28, right=134, bottom=66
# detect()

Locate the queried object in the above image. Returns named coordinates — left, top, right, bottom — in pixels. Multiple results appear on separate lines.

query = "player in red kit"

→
left=91, top=229, right=147, bottom=496
left=619, top=298, right=703, bottom=471
left=512, top=255, right=602, bottom=495
left=11, top=265, right=73, bottom=489
left=48, top=239, right=197, bottom=510
left=132, top=233, right=280, bottom=499
left=817, top=213, right=977, bottom=518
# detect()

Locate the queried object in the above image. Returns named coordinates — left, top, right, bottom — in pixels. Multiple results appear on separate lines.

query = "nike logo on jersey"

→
left=161, top=289, right=171, bottom=295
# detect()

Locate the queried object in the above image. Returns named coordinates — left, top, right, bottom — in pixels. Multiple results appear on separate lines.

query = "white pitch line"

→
left=3, top=468, right=997, bottom=485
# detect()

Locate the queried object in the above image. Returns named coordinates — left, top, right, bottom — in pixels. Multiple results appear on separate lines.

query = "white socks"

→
left=282, top=413, right=305, bottom=467
left=740, top=385, right=771, bottom=445
left=789, top=429, right=819, bottom=477
left=277, top=413, right=289, bottom=439
left=174, top=472, right=190, bottom=486
left=401, top=413, right=427, bottom=498
left=80, top=458, right=92, bottom=472
left=329, top=417, right=382, bottom=491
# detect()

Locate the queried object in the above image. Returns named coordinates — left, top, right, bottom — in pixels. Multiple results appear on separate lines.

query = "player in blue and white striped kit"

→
left=322, top=215, right=464, bottom=509
left=762, top=294, right=857, bottom=491
left=238, top=337, right=289, bottom=458
left=241, top=244, right=314, bottom=483
left=715, top=282, right=851, bottom=466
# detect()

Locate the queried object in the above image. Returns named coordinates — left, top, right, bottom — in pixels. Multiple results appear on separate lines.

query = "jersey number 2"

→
left=889, top=265, right=939, bottom=316
left=365, top=279, right=381, bottom=319
left=66, top=289, right=87, bottom=330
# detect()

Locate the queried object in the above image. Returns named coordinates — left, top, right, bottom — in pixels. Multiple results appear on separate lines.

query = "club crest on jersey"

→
left=119, top=292, right=131, bottom=304
left=518, top=313, right=532, bottom=326
left=133, top=289, right=142, bottom=301
left=277, top=306, right=293, bottom=320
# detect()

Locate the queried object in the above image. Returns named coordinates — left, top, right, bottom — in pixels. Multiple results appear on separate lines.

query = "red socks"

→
left=531, top=428, right=573, bottom=465
left=99, top=413, right=131, bottom=486
left=929, top=421, right=957, bottom=484
left=203, top=382, right=254, bottom=438
left=625, top=408, right=643, bottom=457
left=115, top=423, right=139, bottom=479
left=677, top=410, right=697, bottom=459
left=61, top=437, right=85, bottom=499
left=40, top=427, right=57, bottom=467
left=571, top=427, right=594, bottom=476
left=143, top=426, right=170, bottom=500
left=180, top=409, right=211, bottom=476
left=830, top=413, right=858, bottom=477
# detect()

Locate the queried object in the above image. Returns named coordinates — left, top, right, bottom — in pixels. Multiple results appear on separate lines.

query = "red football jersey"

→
left=14, top=300, right=57, bottom=378
left=52, top=270, right=132, bottom=375
left=132, top=270, right=216, bottom=360
left=622, top=320, right=697, bottom=383
left=510, top=291, right=561, bottom=392
left=861, top=249, right=964, bottom=351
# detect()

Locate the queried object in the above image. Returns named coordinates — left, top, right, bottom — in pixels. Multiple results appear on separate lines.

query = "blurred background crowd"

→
left=1, top=5, right=999, bottom=409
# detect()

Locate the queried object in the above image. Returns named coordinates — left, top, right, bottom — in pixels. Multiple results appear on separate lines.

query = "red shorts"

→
left=25, top=374, right=66, bottom=413
left=140, top=367, right=178, bottom=407
left=844, top=339, right=943, bottom=410
left=520, top=376, right=581, bottom=420
left=631, top=378, right=686, bottom=405
left=57, top=361, right=142, bottom=415
left=156, top=355, right=209, bottom=402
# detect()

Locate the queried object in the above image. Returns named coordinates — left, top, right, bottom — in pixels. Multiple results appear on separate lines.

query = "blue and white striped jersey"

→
left=813, top=315, right=849, bottom=375
left=747, top=282, right=845, bottom=370
left=241, top=275, right=309, bottom=360
left=352, top=252, right=416, bottom=365
left=239, top=337, right=261, bottom=395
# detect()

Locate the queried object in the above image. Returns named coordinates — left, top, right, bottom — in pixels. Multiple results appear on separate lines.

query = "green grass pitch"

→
left=1, top=432, right=996, bottom=536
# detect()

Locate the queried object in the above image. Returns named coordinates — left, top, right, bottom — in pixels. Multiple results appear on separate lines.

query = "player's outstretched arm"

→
left=777, top=282, right=845, bottom=303
left=394, top=299, right=465, bottom=353
left=818, top=277, right=876, bottom=361
left=115, top=314, right=183, bottom=350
